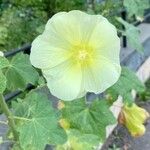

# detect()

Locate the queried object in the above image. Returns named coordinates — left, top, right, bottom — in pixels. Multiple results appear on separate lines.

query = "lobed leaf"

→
left=0, top=71, right=7, bottom=93
left=12, top=91, right=67, bottom=150
left=5, top=53, right=39, bottom=91
left=61, top=98, right=116, bottom=141
left=117, top=17, right=144, bottom=52
left=123, top=0, right=149, bottom=17
left=106, top=67, right=145, bottom=103
left=0, top=56, right=9, bottom=69
left=56, top=129, right=100, bottom=150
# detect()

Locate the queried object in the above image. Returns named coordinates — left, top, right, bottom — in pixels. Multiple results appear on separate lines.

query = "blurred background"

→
left=0, top=0, right=149, bottom=52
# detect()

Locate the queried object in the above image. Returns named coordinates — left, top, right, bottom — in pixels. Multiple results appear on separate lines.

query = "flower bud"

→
left=127, top=120, right=145, bottom=137
left=118, top=103, right=149, bottom=137
left=59, top=119, right=70, bottom=130
left=57, top=101, right=65, bottom=110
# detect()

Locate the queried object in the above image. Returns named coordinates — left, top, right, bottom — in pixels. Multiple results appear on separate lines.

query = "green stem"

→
left=0, top=94, right=18, bottom=140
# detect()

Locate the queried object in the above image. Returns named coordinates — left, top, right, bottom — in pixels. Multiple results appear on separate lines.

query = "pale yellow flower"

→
left=30, top=10, right=121, bottom=100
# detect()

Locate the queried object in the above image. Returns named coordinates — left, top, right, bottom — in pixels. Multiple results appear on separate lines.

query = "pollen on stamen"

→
left=78, top=50, right=88, bottom=60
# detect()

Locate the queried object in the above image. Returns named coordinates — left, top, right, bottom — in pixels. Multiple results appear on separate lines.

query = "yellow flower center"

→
left=69, top=43, right=95, bottom=66
left=78, top=50, right=88, bottom=60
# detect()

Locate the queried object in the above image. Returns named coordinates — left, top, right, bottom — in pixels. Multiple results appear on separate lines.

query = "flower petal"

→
left=30, top=35, right=69, bottom=69
left=42, top=59, right=82, bottom=101
left=89, top=16, right=120, bottom=64
left=82, top=57, right=121, bottom=94
left=45, top=10, right=101, bottom=46
left=45, top=11, right=82, bottom=46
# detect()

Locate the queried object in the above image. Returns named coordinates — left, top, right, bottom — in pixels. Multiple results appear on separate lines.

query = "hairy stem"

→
left=0, top=94, right=18, bottom=140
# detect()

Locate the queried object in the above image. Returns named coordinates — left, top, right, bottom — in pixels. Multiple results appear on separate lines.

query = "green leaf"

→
left=0, top=56, right=9, bottom=69
left=117, top=17, right=143, bottom=52
left=61, top=98, right=116, bottom=141
left=12, top=91, right=67, bottom=150
left=38, top=76, right=46, bottom=86
left=0, top=71, right=7, bottom=93
left=5, top=53, right=39, bottom=91
left=56, top=129, right=100, bottom=150
left=124, top=0, right=149, bottom=17
left=106, top=67, right=145, bottom=103
left=0, top=6, right=47, bottom=50
left=0, top=26, right=8, bottom=46
left=12, top=144, right=20, bottom=150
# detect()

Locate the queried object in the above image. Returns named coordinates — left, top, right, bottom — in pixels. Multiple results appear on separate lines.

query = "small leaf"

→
left=12, top=91, right=67, bottom=150
left=124, top=0, right=149, bottom=17
left=0, top=56, right=9, bottom=69
left=106, top=67, right=145, bottom=103
left=0, top=71, right=7, bottom=93
left=5, top=53, right=39, bottom=91
left=61, top=98, right=116, bottom=141
left=117, top=17, right=143, bottom=52
left=56, top=129, right=100, bottom=150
